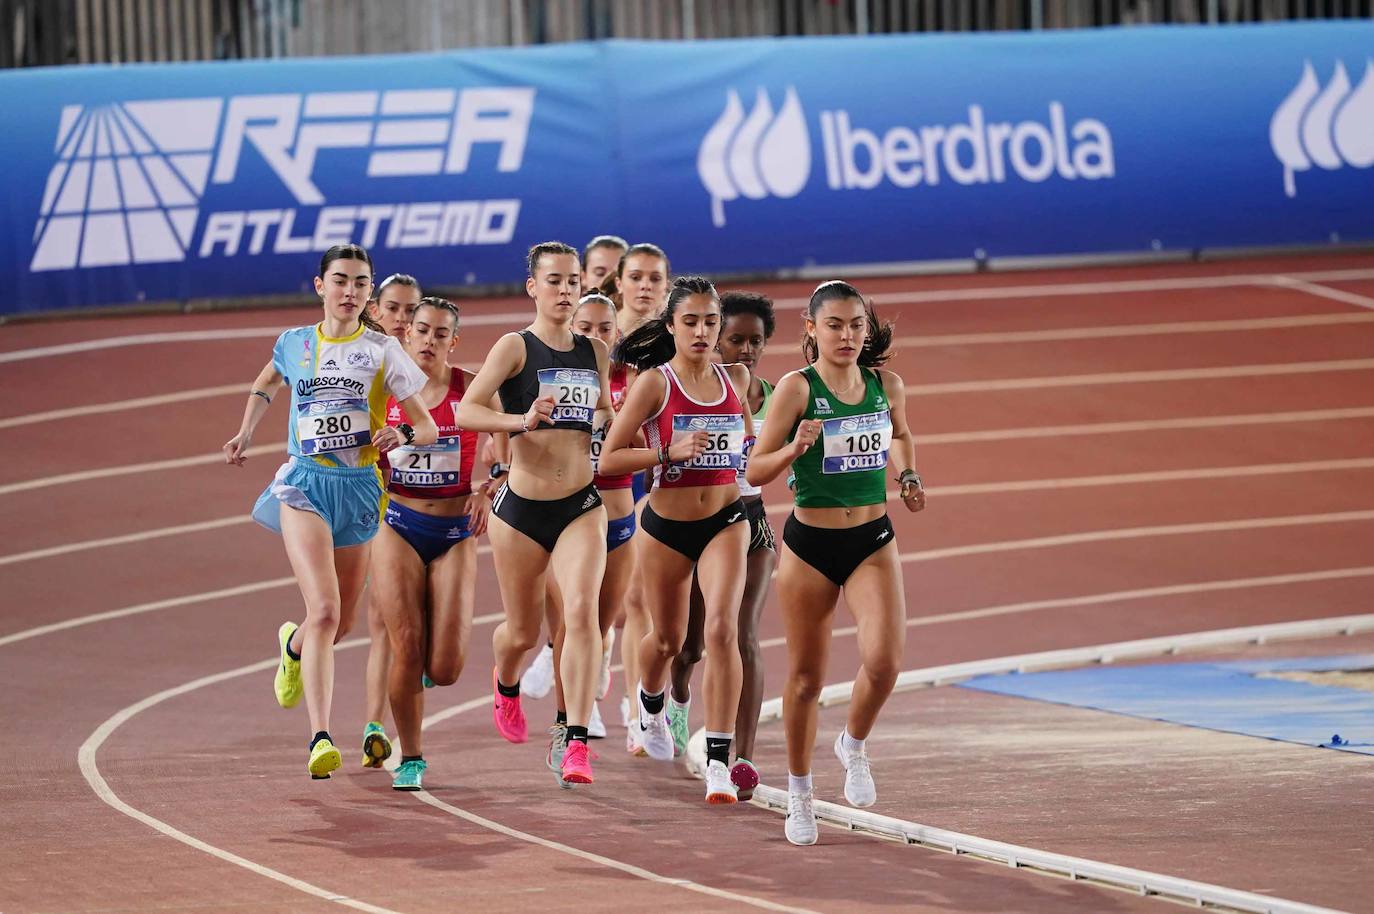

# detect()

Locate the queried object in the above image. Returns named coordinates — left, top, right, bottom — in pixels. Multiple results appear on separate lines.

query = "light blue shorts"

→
left=252, top=459, right=386, bottom=548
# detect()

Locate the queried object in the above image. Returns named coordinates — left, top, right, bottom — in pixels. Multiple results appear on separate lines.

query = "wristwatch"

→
left=397, top=423, right=415, bottom=445
left=488, top=462, right=510, bottom=479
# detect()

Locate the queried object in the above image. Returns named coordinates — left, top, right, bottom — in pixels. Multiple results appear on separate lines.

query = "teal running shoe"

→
left=361, top=721, right=392, bottom=769
left=667, top=698, right=690, bottom=758
left=392, top=758, right=427, bottom=791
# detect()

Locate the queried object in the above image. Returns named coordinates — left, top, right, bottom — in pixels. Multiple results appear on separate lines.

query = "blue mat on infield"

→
left=960, top=654, right=1374, bottom=755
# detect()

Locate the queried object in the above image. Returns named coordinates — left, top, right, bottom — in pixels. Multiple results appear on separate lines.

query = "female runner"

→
left=599, top=276, right=752, bottom=804
left=456, top=241, right=614, bottom=787
left=372, top=297, right=493, bottom=790
left=360, top=272, right=422, bottom=769
left=745, top=280, right=926, bottom=845
left=666, top=291, right=780, bottom=796
left=541, top=291, right=640, bottom=780
left=223, top=243, right=436, bottom=779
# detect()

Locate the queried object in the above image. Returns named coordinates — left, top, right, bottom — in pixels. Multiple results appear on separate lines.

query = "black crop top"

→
left=498, top=330, right=601, bottom=435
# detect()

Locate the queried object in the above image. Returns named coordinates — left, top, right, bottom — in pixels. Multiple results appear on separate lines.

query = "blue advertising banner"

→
left=2, top=23, right=1371, bottom=315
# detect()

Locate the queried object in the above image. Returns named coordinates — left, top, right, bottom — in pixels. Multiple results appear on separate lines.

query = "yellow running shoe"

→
left=309, top=737, right=342, bottom=779
left=274, top=622, right=302, bottom=709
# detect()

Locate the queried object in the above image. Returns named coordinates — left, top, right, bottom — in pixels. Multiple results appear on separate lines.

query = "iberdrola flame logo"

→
left=697, top=87, right=811, bottom=227
left=1270, top=60, right=1374, bottom=198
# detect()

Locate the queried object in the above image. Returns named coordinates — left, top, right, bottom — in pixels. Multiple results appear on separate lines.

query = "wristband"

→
left=658, top=446, right=670, bottom=465
left=896, top=469, right=922, bottom=489
left=251, top=390, right=272, bottom=404
left=398, top=423, right=415, bottom=445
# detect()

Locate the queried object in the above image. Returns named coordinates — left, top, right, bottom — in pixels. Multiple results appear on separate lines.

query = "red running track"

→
left=3, top=252, right=1373, bottom=913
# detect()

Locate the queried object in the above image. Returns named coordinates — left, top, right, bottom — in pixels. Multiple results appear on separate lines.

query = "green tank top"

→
left=790, top=366, right=892, bottom=508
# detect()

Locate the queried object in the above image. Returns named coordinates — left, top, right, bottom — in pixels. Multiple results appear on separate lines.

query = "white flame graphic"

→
left=1270, top=59, right=1374, bottom=198
left=1334, top=60, right=1374, bottom=168
left=697, top=86, right=811, bottom=227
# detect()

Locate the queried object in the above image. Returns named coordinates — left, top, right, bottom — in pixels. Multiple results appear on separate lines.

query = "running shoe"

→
left=392, top=758, right=426, bottom=791
left=308, top=737, right=341, bottom=779
left=587, top=701, right=606, bottom=739
left=730, top=759, right=760, bottom=802
left=492, top=668, right=528, bottom=743
left=666, top=696, right=690, bottom=758
left=521, top=643, right=555, bottom=699
left=704, top=759, right=738, bottom=804
left=561, top=740, right=596, bottom=786
left=834, top=732, right=876, bottom=808
left=598, top=628, right=615, bottom=700
left=625, top=725, right=647, bottom=757
left=620, top=695, right=632, bottom=729
left=361, top=721, right=392, bottom=769
left=785, top=789, right=818, bottom=846
left=546, top=722, right=572, bottom=790
left=274, top=622, right=302, bottom=709
left=638, top=696, right=674, bottom=761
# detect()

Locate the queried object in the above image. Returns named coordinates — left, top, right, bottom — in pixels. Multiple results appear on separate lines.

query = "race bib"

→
left=537, top=368, right=598, bottom=427
left=390, top=436, right=463, bottom=488
left=671, top=414, right=745, bottom=472
left=589, top=416, right=608, bottom=474
left=738, top=417, right=764, bottom=478
left=296, top=398, right=370, bottom=455
left=821, top=410, right=891, bottom=474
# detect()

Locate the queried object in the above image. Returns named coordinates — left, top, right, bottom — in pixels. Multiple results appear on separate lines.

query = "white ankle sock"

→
left=841, top=729, right=865, bottom=755
left=789, top=772, right=813, bottom=794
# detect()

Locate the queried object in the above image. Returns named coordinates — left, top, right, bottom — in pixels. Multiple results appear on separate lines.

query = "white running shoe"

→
left=625, top=725, right=646, bottom=757
left=785, top=789, right=818, bottom=846
left=598, top=628, right=615, bottom=700
left=521, top=643, right=555, bottom=699
left=587, top=701, right=606, bottom=739
left=834, top=732, right=876, bottom=808
left=704, top=759, right=738, bottom=804
left=620, top=695, right=631, bottom=729
left=637, top=691, right=675, bottom=761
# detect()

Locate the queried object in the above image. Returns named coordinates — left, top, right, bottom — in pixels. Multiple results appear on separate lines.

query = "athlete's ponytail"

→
left=614, top=275, right=717, bottom=370
left=802, top=280, right=894, bottom=368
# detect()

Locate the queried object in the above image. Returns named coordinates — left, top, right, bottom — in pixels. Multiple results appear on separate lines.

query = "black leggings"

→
left=642, top=499, right=747, bottom=563
left=491, top=481, right=602, bottom=553
left=783, top=512, right=894, bottom=587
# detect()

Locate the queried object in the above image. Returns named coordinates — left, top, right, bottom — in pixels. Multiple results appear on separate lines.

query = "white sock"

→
left=841, top=728, right=865, bottom=756
left=789, top=772, right=813, bottom=794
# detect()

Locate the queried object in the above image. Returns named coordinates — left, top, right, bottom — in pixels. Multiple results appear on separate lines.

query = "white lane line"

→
left=900, top=511, right=1374, bottom=564
left=0, top=384, right=244, bottom=429
left=80, top=641, right=815, bottom=914
left=688, top=618, right=1371, bottom=914
left=1273, top=276, right=1374, bottom=311
left=892, top=311, right=1374, bottom=348
left=0, top=310, right=535, bottom=364
left=77, top=640, right=402, bottom=914
left=13, top=406, right=1372, bottom=499
left=917, top=407, right=1374, bottom=444
left=0, top=443, right=287, bottom=496
left=910, top=358, right=1374, bottom=395
left=5, top=457, right=1370, bottom=569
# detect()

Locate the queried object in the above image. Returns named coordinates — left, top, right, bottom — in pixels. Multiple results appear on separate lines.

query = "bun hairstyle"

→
left=526, top=240, right=579, bottom=278
left=318, top=243, right=384, bottom=334
left=613, top=275, right=718, bottom=370
left=802, top=279, right=894, bottom=368
left=413, top=295, right=459, bottom=329
left=596, top=271, right=622, bottom=308
left=373, top=272, right=419, bottom=302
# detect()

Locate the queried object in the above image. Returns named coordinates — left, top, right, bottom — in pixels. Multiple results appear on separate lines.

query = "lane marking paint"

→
left=0, top=385, right=244, bottom=429
left=11, top=406, right=1372, bottom=498
left=890, top=311, right=1374, bottom=348
left=1273, top=276, right=1374, bottom=311
left=80, top=641, right=816, bottom=914
left=6, top=457, right=1373, bottom=570
left=688, top=617, right=1371, bottom=914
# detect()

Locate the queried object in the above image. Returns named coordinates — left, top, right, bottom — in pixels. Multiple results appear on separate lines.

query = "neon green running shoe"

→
left=274, top=622, right=302, bottom=709
left=392, top=758, right=427, bottom=791
left=308, top=737, right=341, bottom=779
left=361, top=721, right=392, bottom=769
left=667, top=697, right=690, bottom=758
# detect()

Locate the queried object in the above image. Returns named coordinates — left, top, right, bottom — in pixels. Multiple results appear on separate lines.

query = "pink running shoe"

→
left=561, top=740, right=596, bottom=785
left=492, top=668, right=528, bottom=743
left=730, top=759, right=760, bottom=801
